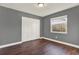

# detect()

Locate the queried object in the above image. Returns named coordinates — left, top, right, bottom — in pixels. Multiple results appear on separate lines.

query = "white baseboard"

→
left=0, top=41, right=22, bottom=48
left=40, top=37, right=79, bottom=48
left=0, top=37, right=79, bottom=49
left=0, top=39, right=38, bottom=49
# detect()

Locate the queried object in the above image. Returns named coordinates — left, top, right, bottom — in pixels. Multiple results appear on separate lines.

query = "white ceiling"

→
left=0, top=3, right=79, bottom=17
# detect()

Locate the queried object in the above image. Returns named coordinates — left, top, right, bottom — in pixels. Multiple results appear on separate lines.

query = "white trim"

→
left=22, top=16, right=40, bottom=42
left=1, top=37, right=79, bottom=49
left=0, top=41, right=22, bottom=48
left=40, top=37, right=79, bottom=48
left=0, top=39, right=39, bottom=49
left=50, top=15, right=68, bottom=34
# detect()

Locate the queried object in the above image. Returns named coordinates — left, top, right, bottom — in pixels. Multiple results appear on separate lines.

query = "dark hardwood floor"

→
left=0, top=39, right=79, bottom=55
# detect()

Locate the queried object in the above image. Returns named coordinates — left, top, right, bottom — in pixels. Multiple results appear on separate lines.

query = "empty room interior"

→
left=0, top=3, right=79, bottom=55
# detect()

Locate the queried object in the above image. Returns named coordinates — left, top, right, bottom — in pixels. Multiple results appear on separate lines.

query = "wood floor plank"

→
left=0, top=39, right=79, bottom=55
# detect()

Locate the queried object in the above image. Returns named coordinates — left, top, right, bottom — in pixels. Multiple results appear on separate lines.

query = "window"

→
left=50, top=15, right=67, bottom=34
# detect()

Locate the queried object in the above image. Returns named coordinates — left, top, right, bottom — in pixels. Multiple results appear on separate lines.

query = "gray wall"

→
left=42, top=6, right=79, bottom=45
left=0, top=6, right=42, bottom=45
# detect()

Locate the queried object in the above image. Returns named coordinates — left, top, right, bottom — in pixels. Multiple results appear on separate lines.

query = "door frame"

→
left=21, top=16, right=40, bottom=42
